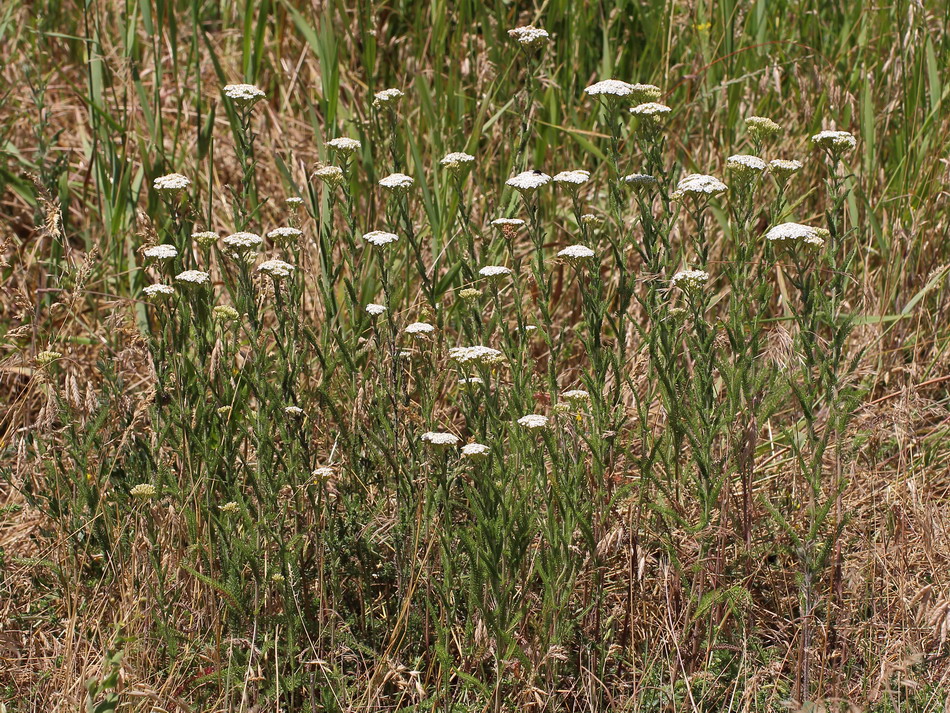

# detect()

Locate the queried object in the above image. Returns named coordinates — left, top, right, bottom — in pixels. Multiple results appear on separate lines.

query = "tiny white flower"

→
left=506, top=170, right=551, bottom=194
left=144, top=244, right=178, bottom=260
left=508, top=25, right=550, bottom=50
left=223, top=83, right=266, bottom=108
left=257, top=259, right=295, bottom=279
left=421, top=431, right=461, bottom=447
left=223, top=232, right=263, bottom=252
left=175, top=270, right=211, bottom=286
left=461, top=443, right=490, bottom=459
left=491, top=218, right=525, bottom=227
left=672, top=173, right=727, bottom=199
left=623, top=173, right=657, bottom=187
left=557, top=244, right=596, bottom=261
left=192, top=231, right=219, bottom=248
left=561, top=389, right=591, bottom=404
left=153, top=173, right=191, bottom=195
left=440, top=152, right=475, bottom=172
left=327, top=137, right=362, bottom=154
left=769, top=159, right=804, bottom=181
left=764, top=222, right=825, bottom=249
left=284, top=406, right=305, bottom=417
left=726, top=154, right=767, bottom=181
left=405, top=321, right=436, bottom=337
left=746, top=116, right=782, bottom=141
left=584, top=79, right=635, bottom=97
left=363, top=230, right=399, bottom=246
left=267, top=227, right=303, bottom=244
left=448, top=345, right=505, bottom=365
left=143, top=283, right=175, bottom=299
left=517, top=414, right=549, bottom=430
left=373, top=88, right=404, bottom=108
left=580, top=213, right=605, bottom=226
left=630, top=102, right=671, bottom=116
left=478, top=265, right=512, bottom=279
left=312, top=466, right=335, bottom=482
left=379, top=172, right=414, bottom=193
left=671, top=269, right=710, bottom=291
left=313, top=165, right=346, bottom=188
left=552, top=170, right=591, bottom=188
left=811, top=130, right=856, bottom=153
left=285, top=196, right=304, bottom=206
left=130, top=483, right=157, bottom=500
left=365, top=303, right=387, bottom=316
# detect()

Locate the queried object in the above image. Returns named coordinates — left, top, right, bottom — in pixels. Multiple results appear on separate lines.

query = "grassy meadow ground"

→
left=2, top=0, right=950, bottom=710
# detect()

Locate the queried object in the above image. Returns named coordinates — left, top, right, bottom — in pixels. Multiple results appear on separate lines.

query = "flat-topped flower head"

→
left=630, top=102, right=671, bottom=117
left=144, top=244, right=178, bottom=260
left=212, top=305, right=240, bottom=323
left=561, top=389, right=591, bottom=410
left=478, top=265, right=512, bottom=280
left=223, top=231, right=263, bottom=253
left=219, top=501, right=240, bottom=514
left=769, top=159, right=804, bottom=182
left=461, top=442, right=490, bottom=460
left=365, top=303, right=386, bottom=316
left=143, top=283, right=175, bottom=300
left=492, top=218, right=525, bottom=238
left=449, top=345, right=505, bottom=366
left=223, top=83, right=266, bottom=108
left=508, top=25, right=550, bottom=50
left=257, top=259, right=295, bottom=280
left=362, top=230, right=399, bottom=247
left=553, top=170, right=591, bottom=190
left=327, top=137, right=361, bottom=155
left=557, top=244, right=596, bottom=263
left=405, top=321, right=436, bottom=337
left=584, top=79, right=636, bottom=97
left=623, top=173, right=658, bottom=188
left=764, top=222, right=825, bottom=250
left=458, top=376, right=484, bottom=385
left=811, top=129, right=857, bottom=154
left=726, top=154, right=767, bottom=181
left=373, top=88, right=404, bottom=109
left=379, top=172, right=414, bottom=194
left=745, top=116, right=781, bottom=142
left=421, top=431, right=460, bottom=448
left=130, top=483, right=157, bottom=500
left=441, top=152, right=475, bottom=175
left=284, top=405, right=305, bottom=417
left=153, top=173, right=190, bottom=197
left=267, top=227, right=303, bottom=245
left=193, top=231, right=219, bottom=248
left=285, top=196, right=304, bottom=207
left=581, top=213, right=605, bottom=226
left=518, top=414, right=549, bottom=430
left=671, top=269, right=710, bottom=292
left=312, top=466, right=336, bottom=483
left=672, top=173, right=727, bottom=200
left=506, top=170, right=551, bottom=195
left=313, top=165, right=345, bottom=188
left=175, top=269, right=211, bottom=286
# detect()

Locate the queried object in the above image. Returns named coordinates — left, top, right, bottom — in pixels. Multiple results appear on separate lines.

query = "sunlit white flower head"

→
left=284, top=406, right=305, bottom=417
left=441, top=152, right=475, bottom=173
left=363, top=230, right=399, bottom=247
left=726, top=154, right=767, bottom=181
left=223, top=232, right=263, bottom=253
left=327, top=137, right=361, bottom=155
left=421, top=431, right=460, bottom=448
left=192, top=231, right=219, bottom=248
left=257, top=259, right=295, bottom=279
left=623, top=173, right=658, bottom=187
left=630, top=102, right=671, bottom=116
left=581, top=213, right=605, bottom=226
left=285, top=196, right=304, bottom=206
left=745, top=116, right=781, bottom=142
left=153, top=173, right=190, bottom=196
left=672, top=173, right=727, bottom=199
left=518, top=414, right=549, bottom=430
left=671, top=269, right=710, bottom=291
left=448, top=345, right=505, bottom=366
left=764, top=222, right=826, bottom=249
left=223, top=83, right=266, bottom=108
left=584, top=80, right=661, bottom=104
left=561, top=389, right=591, bottom=407
left=506, top=170, right=551, bottom=195
left=267, top=227, right=303, bottom=244
left=379, top=172, right=414, bottom=193
left=811, top=129, right=856, bottom=153
left=144, top=244, right=178, bottom=260
left=143, top=283, right=175, bottom=300
left=458, top=376, right=484, bottom=385
left=373, top=88, right=404, bottom=109
left=218, top=501, right=240, bottom=514
left=312, top=466, right=335, bottom=482
left=130, top=483, right=157, bottom=500
left=365, top=303, right=387, bottom=316
left=769, top=159, right=804, bottom=182
left=558, top=244, right=596, bottom=262
left=508, top=25, right=550, bottom=50
left=553, top=170, right=591, bottom=189
left=175, top=269, right=211, bottom=286
left=461, top=443, right=490, bottom=459
left=492, top=218, right=525, bottom=228
left=479, top=265, right=512, bottom=279
left=405, top=321, right=436, bottom=337
left=314, top=165, right=345, bottom=188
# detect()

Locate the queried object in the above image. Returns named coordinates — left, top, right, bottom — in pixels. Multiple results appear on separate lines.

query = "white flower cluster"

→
left=671, top=269, right=710, bottom=291
left=363, top=230, right=399, bottom=246
left=267, top=227, right=303, bottom=244
left=561, top=389, right=591, bottom=405
left=175, top=270, right=211, bottom=286
left=811, top=129, right=856, bottom=152
left=518, top=414, right=549, bottom=430
left=365, top=303, right=386, bottom=316
left=153, top=173, right=190, bottom=195
left=257, top=259, right=295, bottom=279
left=769, top=159, right=803, bottom=181
left=623, top=173, right=657, bottom=187
left=630, top=102, right=671, bottom=116
left=491, top=218, right=525, bottom=228
left=223, top=83, right=266, bottom=107
left=506, top=170, right=551, bottom=194
left=764, top=222, right=826, bottom=249
left=405, top=321, right=436, bottom=336
left=223, top=232, right=263, bottom=252
left=373, top=88, right=404, bottom=108
left=285, top=196, right=304, bottom=206
left=440, top=152, right=475, bottom=171
left=421, top=431, right=460, bottom=447
left=448, top=345, right=505, bottom=366
left=327, top=137, right=361, bottom=154
left=284, top=406, right=305, bottom=417
left=193, top=231, right=219, bottom=247
left=584, top=80, right=661, bottom=103
left=314, top=165, right=345, bottom=188
left=726, top=154, right=767, bottom=181
left=508, top=25, right=549, bottom=49
left=478, top=265, right=512, bottom=279
left=379, top=172, right=414, bottom=193
left=673, top=173, right=727, bottom=199
left=745, top=116, right=781, bottom=141
left=144, top=244, right=178, bottom=260
left=461, top=442, right=490, bottom=459
left=143, top=283, right=175, bottom=299
left=557, top=244, right=596, bottom=261
left=552, top=170, right=591, bottom=188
